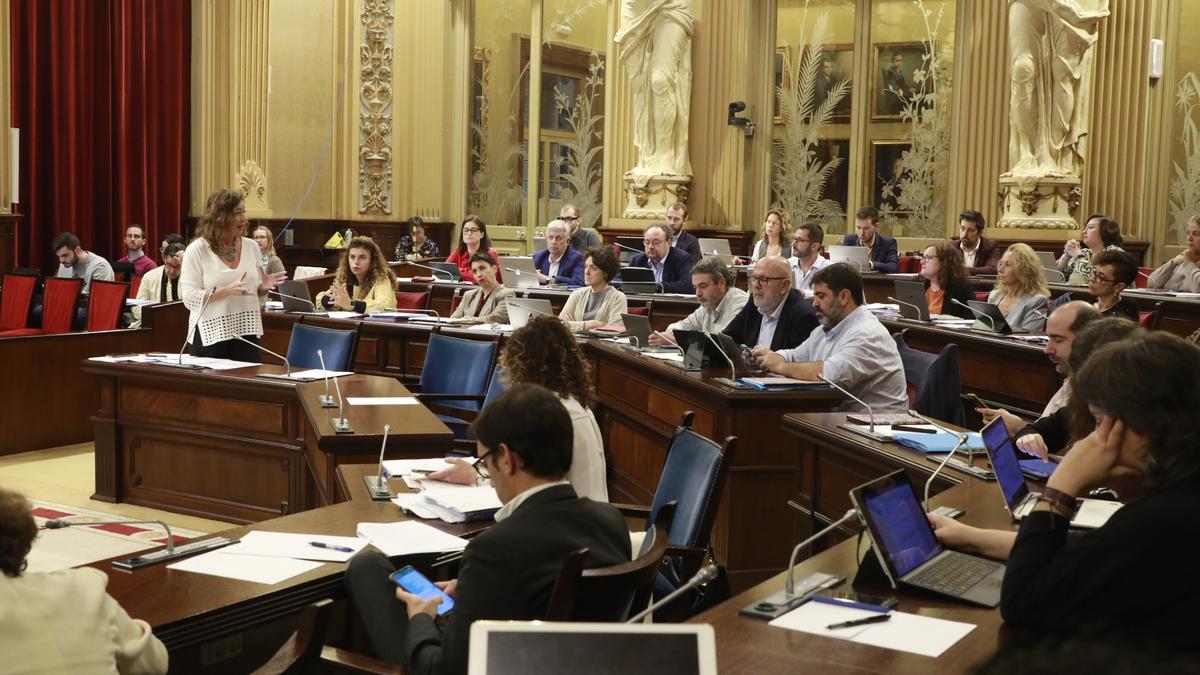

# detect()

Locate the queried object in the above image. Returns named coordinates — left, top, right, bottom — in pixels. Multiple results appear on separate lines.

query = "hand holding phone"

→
left=391, top=565, right=455, bottom=616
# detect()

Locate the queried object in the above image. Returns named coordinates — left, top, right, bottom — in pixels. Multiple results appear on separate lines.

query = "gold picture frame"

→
left=871, top=41, right=929, bottom=121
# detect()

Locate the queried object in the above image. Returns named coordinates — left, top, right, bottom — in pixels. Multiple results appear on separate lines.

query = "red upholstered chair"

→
left=1138, top=301, right=1163, bottom=330
left=0, top=273, right=39, bottom=332
left=4, top=277, right=83, bottom=336
left=974, top=291, right=989, bottom=302
left=897, top=256, right=919, bottom=274
left=87, top=280, right=130, bottom=331
left=449, top=293, right=463, bottom=313
left=394, top=290, right=430, bottom=310
left=1135, top=266, right=1154, bottom=289
left=130, top=275, right=143, bottom=297
left=627, top=306, right=649, bottom=316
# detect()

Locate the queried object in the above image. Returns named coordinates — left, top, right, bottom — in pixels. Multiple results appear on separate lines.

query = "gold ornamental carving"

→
left=996, top=176, right=1081, bottom=230
left=358, top=0, right=394, bottom=216
left=236, top=160, right=269, bottom=210
left=622, top=177, right=691, bottom=219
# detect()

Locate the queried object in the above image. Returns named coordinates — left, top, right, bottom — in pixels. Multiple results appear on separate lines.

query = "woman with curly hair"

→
left=429, top=315, right=608, bottom=501
left=0, top=488, right=168, bottom=673
left=920, top=242, right=974, bottom=319
left=748, top=209, right=793, bottom=262
left=315, top=236, right=396, bottom=314
left=987, top=243, right=1050, bottom=332
left=181, top=189, right=288, bottom=360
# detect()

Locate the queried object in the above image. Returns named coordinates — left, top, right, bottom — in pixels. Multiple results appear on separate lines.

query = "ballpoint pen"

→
left=826, top=613, right=891, bottom=630
left=309, top=541, right=355, bottom=553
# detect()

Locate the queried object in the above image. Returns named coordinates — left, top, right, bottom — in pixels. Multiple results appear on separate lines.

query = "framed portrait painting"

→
left=871, top=42, right=930, bottom=121
left=802, top=44, right=853, bottom=125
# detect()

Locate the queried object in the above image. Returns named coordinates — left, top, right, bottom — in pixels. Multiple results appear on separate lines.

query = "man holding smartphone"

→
left=344, top=384, right=632, bottom=674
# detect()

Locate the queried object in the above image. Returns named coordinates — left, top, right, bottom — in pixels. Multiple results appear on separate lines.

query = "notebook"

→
left=849, top=470, right=1005, bottom=607
left=980, top=417, right=1122, bottom=529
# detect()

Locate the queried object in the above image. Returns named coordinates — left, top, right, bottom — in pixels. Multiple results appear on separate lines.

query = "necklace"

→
left=218, top=242, right=237, bottom=262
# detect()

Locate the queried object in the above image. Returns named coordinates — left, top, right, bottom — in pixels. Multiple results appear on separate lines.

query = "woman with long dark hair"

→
left=444, top=215, right=502, bottom=284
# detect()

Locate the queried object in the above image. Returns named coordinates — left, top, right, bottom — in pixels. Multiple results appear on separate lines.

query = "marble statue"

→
left=1005, top=0, right=1110, bottom=178
left=614, top=0, right=694, bottom=180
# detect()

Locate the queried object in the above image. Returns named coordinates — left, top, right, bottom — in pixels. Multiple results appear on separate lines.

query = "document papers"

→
left=220, top=531, right=369, bottom=563
left=168, top=551, right=323, bottom=585
left=769, top=600, right=975, bottom=658
left=355, top=521, right=469, bottom=557
left=347, top=396, right=419, bottom=406
left=382, top=457, right=461, bottom=477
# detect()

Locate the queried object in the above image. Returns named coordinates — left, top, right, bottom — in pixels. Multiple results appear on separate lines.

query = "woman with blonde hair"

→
left=181, top=189, right=287, bottom=360
left=315, top=236, right=396, bottom=314
left=251, top=225, right=285, bottom=275
left=988, top=242, right=1050, bottom=332
left=749, top=209, right=793, bottom=261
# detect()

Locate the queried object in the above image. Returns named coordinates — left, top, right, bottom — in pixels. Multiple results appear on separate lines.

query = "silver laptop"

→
left=468, top=621, right=717, bottom=675
left=850, top=470, right=1005, bottom=607
left=276, top=280, right=325, bottom=314
left=532, top=236, right=548, bottom=252
left=698, top=238, right=735, bottom=265
left=503, top=256, right=542, bottom=288
left=981, top=417, right=1121, bottom=529
left=1035, top=250, right=1059, bottom=269
left=893, top=279, right=931, bottom=322
left=505, top=298, right=554, bottom=328
left=826, top=245, right=870, bottom=272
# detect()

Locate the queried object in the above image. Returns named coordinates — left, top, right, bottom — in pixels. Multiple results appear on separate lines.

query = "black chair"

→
left=545, top=502, right=676, bottom=622
left=893, top=332, right=964, bottom=426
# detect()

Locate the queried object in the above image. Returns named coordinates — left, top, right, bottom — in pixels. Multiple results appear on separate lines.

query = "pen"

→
left=826, top=613, right=891, bottom=630
left=309, top=541, right=354, bottom=553
left=892, top=424, right=938, bottom=434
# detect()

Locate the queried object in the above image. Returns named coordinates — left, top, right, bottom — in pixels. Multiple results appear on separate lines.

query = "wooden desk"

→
left=586, top=340, right=844, bottom=592
left=82, top=360, right=452, bottom=523
left=693, top=477, right=1016, bottom=674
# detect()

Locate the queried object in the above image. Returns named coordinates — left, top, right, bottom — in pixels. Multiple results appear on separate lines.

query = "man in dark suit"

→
left=722, top=255, right=819, bottom=350
left=629, top=223, right=695, bottom=293
left=665, top=202, right=702, bottom=263
left=533, top=219, right=585, bottom=285
left=841, top=205, right=899, bottom=273
left=344, top=384, right=631, bottom=674
left=952, top=209, right=1003, bottom=276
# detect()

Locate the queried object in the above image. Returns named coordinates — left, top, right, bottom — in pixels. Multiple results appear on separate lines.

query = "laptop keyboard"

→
left=907, top=552, right=1002, bottom=596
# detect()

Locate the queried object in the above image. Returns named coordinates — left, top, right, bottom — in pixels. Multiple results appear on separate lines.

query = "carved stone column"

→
left=0, top=0, right=13, bottom=213
left=358, top=0, right=394, bottom=216
left=231, top=0, right=272, bottom=217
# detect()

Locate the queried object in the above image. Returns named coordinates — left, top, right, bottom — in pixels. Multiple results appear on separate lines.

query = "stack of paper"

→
left=419, top=486, right=502, bottom=523
left=382, top=457, right=462, bottom=478
left=768, top=600, right=975, bottom=657
left=356, top=521, right=469, bottom=556
left=892, top=431, right=985, bottom=453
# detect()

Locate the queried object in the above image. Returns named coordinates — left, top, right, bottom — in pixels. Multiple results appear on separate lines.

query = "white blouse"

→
left=180, top=237, right=265, bottom=346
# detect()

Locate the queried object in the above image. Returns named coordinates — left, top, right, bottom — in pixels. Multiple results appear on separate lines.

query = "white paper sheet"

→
left=326, top=311, right=364, bottom=319
left=355, top=521, right=469, bottom=557
left=219, top=531, right=369, bottom=562
left=382, top=457, right=464, bottom=477
left=348, top=396, right=419, bottom=406
left=643, top=351, right=684, bottom=363
left=125, top=298, right=156, bottom=306
left=168, top=550, right=323, bottom=584
left=392, top=493, right=441, bottom=519
left=769, top=601, right=976, bottom=658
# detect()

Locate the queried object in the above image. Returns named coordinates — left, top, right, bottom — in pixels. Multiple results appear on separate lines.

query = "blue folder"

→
left=893, top=431, right=985, bottom=453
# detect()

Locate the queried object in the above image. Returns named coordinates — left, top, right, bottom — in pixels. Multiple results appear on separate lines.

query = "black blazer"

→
left=722, top=288, right=818, bottom=351
left=953, top=236, right=1004, bottom=276
left=673, top=231, right=703, bottom=264
left=404, top=484, right=631, bottom=675
left=841, top=233, right=900, bottom=273
left=940, top=278, right=976, bottom=319
left=628, top=247, right=695, bottom=293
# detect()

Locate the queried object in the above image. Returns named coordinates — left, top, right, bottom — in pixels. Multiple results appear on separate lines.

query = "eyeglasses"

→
left=473, top=447, right=497, bottom=480
left=643, top=239, right=666, bottom=247
left=921, top=254, right=937, bottom=261
left=562, top=215, right=580, bottom=221
left=1088, top=269, right=1114, bottom=284
left=750, top=275, right=788, bottom=286
left=462, top=227, right=482, bottom=234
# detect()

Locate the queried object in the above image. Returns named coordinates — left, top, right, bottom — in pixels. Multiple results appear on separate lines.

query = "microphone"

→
left=404, top=261, right=455, bottom=281
left=818, top=375, right=875, bottom=433
left=316, top=349, right=336, bottom=408
left=743, top=509, right=859, bottom=618
left=362, top=424, right=391, bottom=499
left=44, top=518, right=234, bottom=570
left=614, top=241, right=644, bottom=256
left=1032, top=308, right=1049, bottom=320
left=231, top=335, right=293, bottom=378
left=329, top=370, right=352, bottom=433
left=887, top=295, right=928, bottom=322
left=909, top=410, right=994, bottom=482
left=951, top=298, right=996, bottom=332
left=702, top=331, right=745, bottom=388
left=626, top=564, right=720, bottom=623
left=922, top=431, right=969, bottom=512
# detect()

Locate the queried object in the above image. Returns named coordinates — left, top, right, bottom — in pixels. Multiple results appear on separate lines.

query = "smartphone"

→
left=810, top=591, right=898, bottom=612
left=964, top=393, right=987, bottom=410
left=390, top=565, right=455, bottom=616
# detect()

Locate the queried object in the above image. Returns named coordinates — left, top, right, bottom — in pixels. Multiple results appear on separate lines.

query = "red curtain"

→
left=10, top=0, right=190, bottom=272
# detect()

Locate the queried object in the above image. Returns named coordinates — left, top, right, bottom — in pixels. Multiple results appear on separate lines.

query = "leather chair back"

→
left=419, top=334, right=497, bottom=411
left=893, top=332, right=964, bottom=425
left=287, top=323, right=358, bottom=370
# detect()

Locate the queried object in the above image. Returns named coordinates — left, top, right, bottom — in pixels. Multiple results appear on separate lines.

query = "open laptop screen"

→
left=981, top=417, right=1027, bottom=508
left=471, top=623, right=715, bottom=675
left=859, top=474, right=943, bottom=577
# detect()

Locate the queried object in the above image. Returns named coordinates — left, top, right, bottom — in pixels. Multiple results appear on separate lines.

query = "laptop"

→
left=849, top=470, right=1005, bottom=607
left=616, top=236, right=645, bottom=263
left=826, top=245, right=871, bottom=272
left=276, top=280, right=325, bottom=313
left=505, top=298, right=554, bottom=329
left=427, top=262, right=462, bottom=281
left=468, top=621, right=717, bottom=675
left=1035, top=250, right=1059, bottom=270
left=698, top=238, right=736, bottom=265
left=673, top=330, right=761, bottom=376
left=893, top=279, right=931, bottom=322
left=502, top=256, right=542, bottom=288
left=617, top=266, right=659, bottom=295
left=980, top=417, right=1122, bottom=529
left=966, top=300, right=1015, bottom=335
left=532, top=236, right=547, bottom=252
left=620, top=313, right=665, bottom=351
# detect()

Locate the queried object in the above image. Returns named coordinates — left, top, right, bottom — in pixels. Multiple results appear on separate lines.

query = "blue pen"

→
left=309, top=541, right=354, bottom=553
left=809, top=594, right=894, bottom=613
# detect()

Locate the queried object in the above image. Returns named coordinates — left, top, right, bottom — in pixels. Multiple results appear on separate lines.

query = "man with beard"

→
left=752, top=262, right=907, bottom=412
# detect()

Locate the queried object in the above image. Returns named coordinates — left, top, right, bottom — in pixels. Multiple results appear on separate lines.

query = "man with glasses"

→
left=344, top=384, right=630, bottom=674
left=790, top=223, right=831, bottom=295
left=562, top=203, right=601, bottom=253
left=721, top=255, right=818, bottom=350
left=628, top=223, right=695, bottom=293
left=651, top=256, right=749, bottom=345
left=1087, top=249, right=1139, bottom=321
left=533, top=219, right=585, bottom=286
left=753, top=263, right=907, bottom=412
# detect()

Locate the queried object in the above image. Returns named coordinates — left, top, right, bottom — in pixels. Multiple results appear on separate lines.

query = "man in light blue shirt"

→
left=650, top=256, right=748, bottom=345
left=790, top=222, right=831, bottom=295
left=752, top=263, right=908, bottom=413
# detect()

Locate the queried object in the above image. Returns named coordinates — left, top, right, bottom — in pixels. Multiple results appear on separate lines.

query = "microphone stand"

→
left=329, top=371, right=353, bottom=433
left=316, top=349, right=336, bottom=408
left=152, top=289, right=213, bottom=369
left=361, top=424, right=391, bottom=499
left=951, top=298, right=998, bottom=332
left=404, top=261, right=456, bottom=281
left=626, top=565, right=720, bottom=623
left=702, top=331, right=749, bottom=388
left=269, top=289, right=321, bottom=312
left=741, top=509, right=858, bottom=619
left=44, top=518, right=234, bottom=570
left=887, top=295, right=929, bottom=322
left=820, top=375, right=890, bottom=442
left=232, top=335, right=295, bottom=380
left=909, top=410, right=993, bottom=481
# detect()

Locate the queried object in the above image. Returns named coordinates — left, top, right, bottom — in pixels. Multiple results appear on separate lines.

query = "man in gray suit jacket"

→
left=344, top=384, right=631, bottom=675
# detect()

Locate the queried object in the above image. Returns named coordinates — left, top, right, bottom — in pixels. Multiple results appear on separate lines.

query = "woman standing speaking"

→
left=181, top=189, right=287, bottom=361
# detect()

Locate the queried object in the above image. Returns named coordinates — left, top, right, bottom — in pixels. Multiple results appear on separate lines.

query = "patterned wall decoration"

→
left=359, top=0, right=394, bottom=215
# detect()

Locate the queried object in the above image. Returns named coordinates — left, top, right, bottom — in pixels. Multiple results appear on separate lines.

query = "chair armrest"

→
left=320, top=646, right=407, bottom=674
left=414, top=393, right=486, bottom=403
left=664, top=544, right=707, bottom=560
left=611, top=502, right=652, bottom=519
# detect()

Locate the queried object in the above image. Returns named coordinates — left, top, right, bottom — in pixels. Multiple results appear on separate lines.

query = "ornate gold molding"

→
left=358, top=0, right=394, bottom=216
left=236, top=160, right=269, bottom=211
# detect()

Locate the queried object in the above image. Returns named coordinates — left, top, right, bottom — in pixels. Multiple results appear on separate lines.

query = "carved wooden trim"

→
left=359, top=0, right=394, bottom=215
